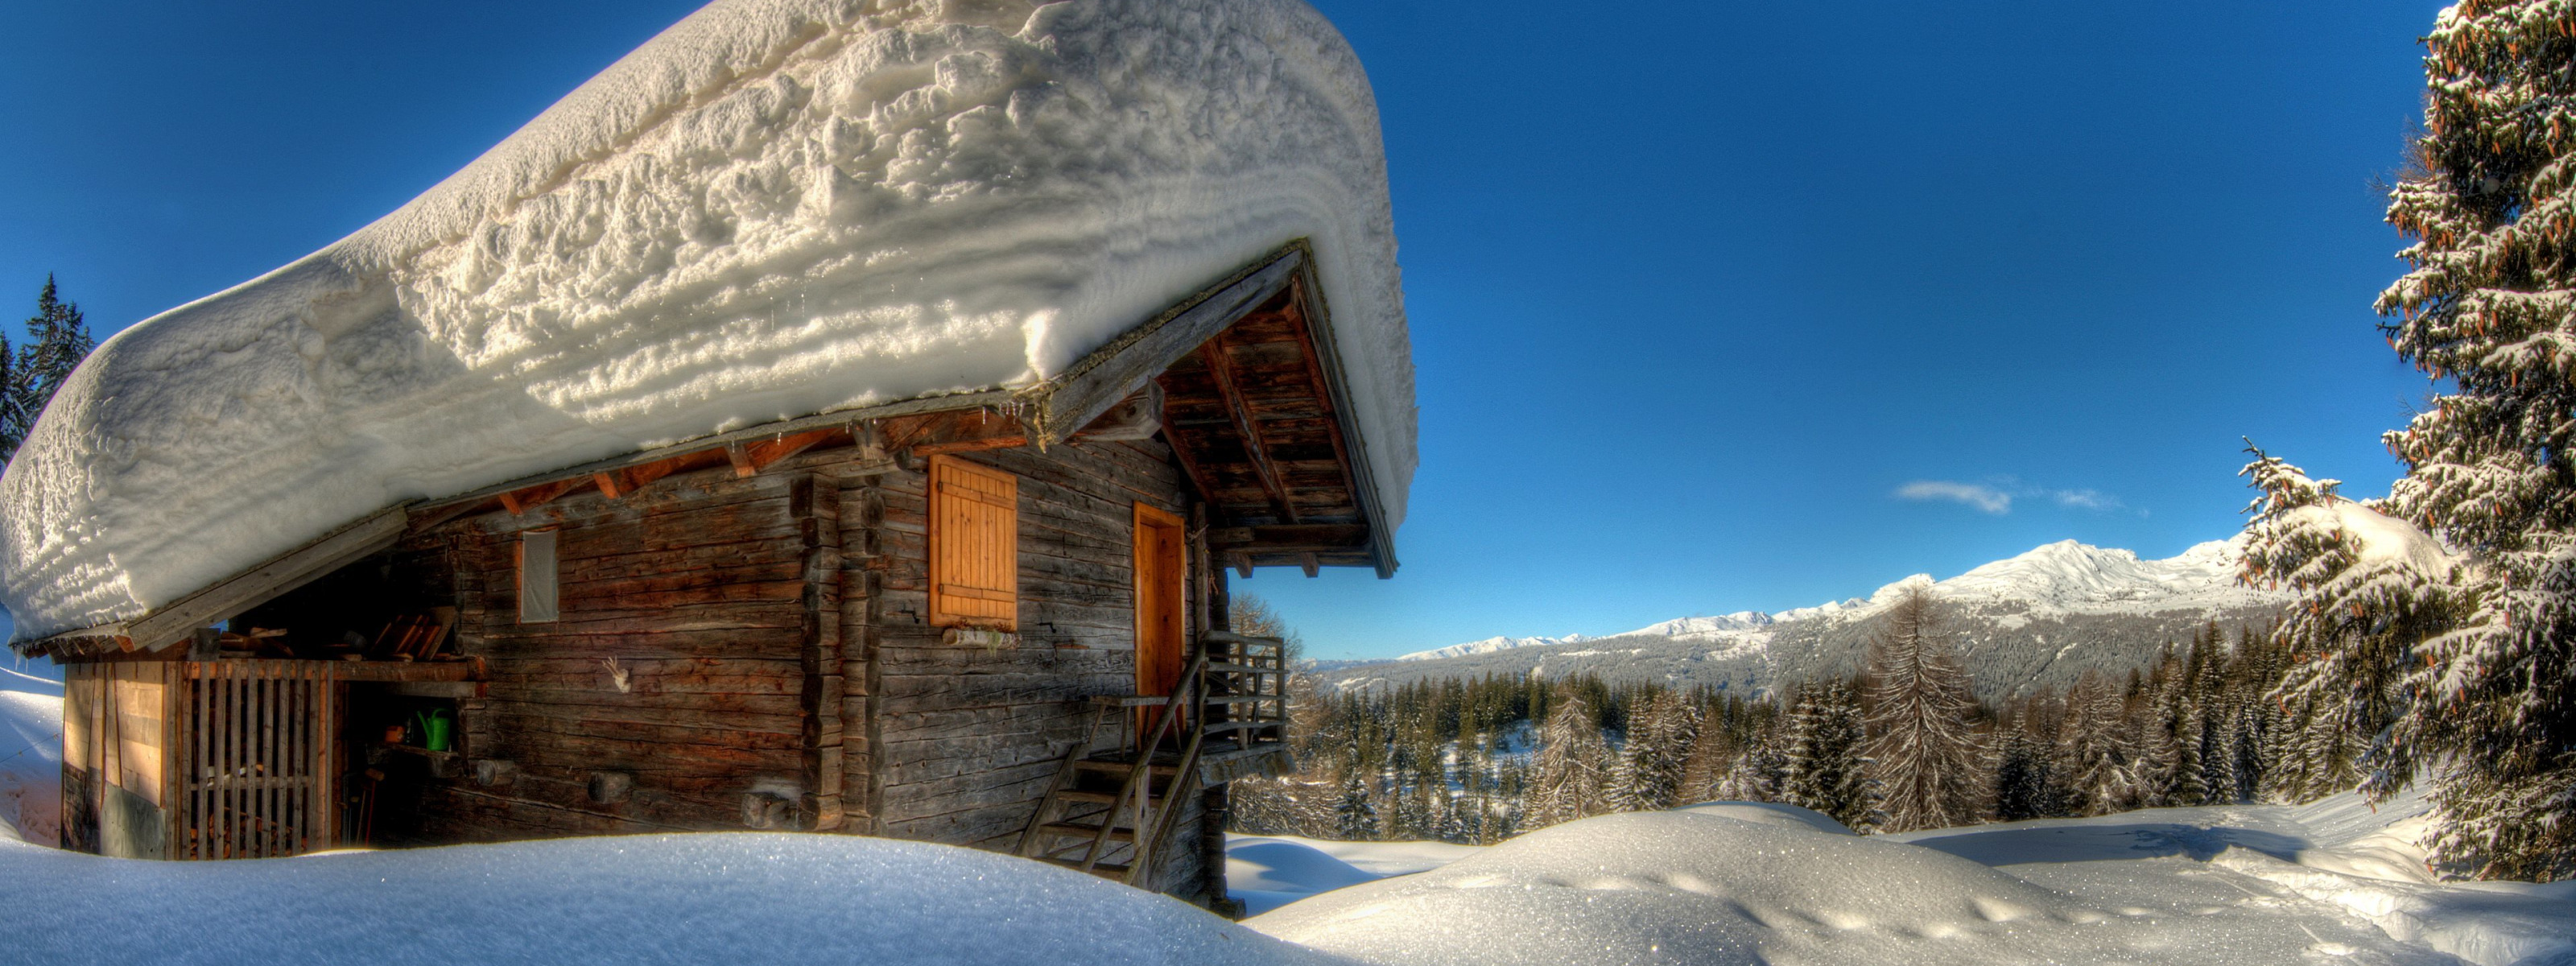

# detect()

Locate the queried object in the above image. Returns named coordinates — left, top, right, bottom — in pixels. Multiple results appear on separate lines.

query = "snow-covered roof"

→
left=1, top=0, right=1415, bottom=644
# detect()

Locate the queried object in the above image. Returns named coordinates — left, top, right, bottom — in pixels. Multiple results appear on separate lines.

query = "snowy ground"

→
left=0, top=664, right=61, bottom=844
left=1232, top=796, right=2576, bottom=966
left=0, top=833, right=1331, bottom=966
left=2, top=675, right=2565, bottom=965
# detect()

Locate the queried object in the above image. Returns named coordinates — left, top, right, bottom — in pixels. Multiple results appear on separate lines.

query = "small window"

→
left=927, top=455, right=1018, bottom=630
left=518, top=530, right=559, bottom=624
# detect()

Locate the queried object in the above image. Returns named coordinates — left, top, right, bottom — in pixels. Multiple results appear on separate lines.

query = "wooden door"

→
left=1132, top=503, right=1187, bottom=739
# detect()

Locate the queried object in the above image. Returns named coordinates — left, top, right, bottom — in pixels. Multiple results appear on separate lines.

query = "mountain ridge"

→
left=1344, top=537, right=2287, bottom=700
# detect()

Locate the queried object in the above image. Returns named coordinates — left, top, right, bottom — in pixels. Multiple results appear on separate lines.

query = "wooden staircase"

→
left=1017, top=631, right=1290, bottom=889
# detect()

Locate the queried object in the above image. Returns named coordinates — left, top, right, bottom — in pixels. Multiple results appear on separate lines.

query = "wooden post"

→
left=792, top=473, right=847, bottom=830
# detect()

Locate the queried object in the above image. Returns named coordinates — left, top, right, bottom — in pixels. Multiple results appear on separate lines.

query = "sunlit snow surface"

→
left=0, top=0, right=1414, bottom=642
left=0, top=832, right=1332, bottom=966
left=1237, top=799, right=2576, bottom=966
left=0, top=666, right=61, bottom=844
left=6, top=671, right=2568, bottom=966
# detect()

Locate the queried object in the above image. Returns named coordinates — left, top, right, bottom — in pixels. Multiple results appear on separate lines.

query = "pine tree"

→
left=1992, top=724, right=2055, bottom=822
left=1715, top=715, right=1790, bottom=803
left=2253, top=1, right=2576, bottom=881
left=2168, top=692, right=2208, bottom=807
left=2, top=275, right=93, bottom=462
left=1677, top=702, right=1742, bottom=804
left=1521, top=689, right=1609, bottom=829
left=1782, top=678, right=1879, bottom=832
left=0, top=332, right=23, bottom=460
left=1861, top=586, right=1984, bottom=832
left=2060, top=671, right=2136, bottom=815
left=1608, top=689, right=1697, bottom=812
left=1334, top=770, right=1380, bottom=841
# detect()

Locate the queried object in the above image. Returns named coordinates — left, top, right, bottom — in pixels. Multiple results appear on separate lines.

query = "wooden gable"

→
left=1154, top=278, right=1385, bottom=576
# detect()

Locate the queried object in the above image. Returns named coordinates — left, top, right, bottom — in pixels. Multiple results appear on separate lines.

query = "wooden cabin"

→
left=23, top=244, right=1393, bottom=906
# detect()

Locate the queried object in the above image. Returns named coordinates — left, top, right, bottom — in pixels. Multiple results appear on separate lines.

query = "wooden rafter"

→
left=1279, top=279, right=1364, bottom=504
left=1207, top=524, right=1370, bottom=552
left=887, top=408, right=1030, bottom=457
left=1195, top=335, right=1296, bottom=523
left=497, top=477, right=586, bottom=516
left=592, top=471, right=628, bottom=499
left=722, top=427, right=844, bottom=478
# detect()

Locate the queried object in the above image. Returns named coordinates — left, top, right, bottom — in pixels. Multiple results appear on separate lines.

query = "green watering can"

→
left=412, top=708, right=456, bottom=753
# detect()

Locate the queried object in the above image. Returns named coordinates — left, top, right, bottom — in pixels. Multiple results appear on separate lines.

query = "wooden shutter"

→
left=1133, top=503, right=1187, bottom=701
left=519, top=530, right=559, bottom=624
left=928, top=455, right=1018, bottom=630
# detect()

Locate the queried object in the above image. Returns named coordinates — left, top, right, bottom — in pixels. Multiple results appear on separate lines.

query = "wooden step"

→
left=1203, top=662, right=1284, bottom=673
left=1088, top=695, right=1174, bottom=708
left=1202, top=720, right=1287, bottom=733
left=1059, top=783, right=1179, bottom=803
left=1038, top=822, right=1136, bottom=842
left=1074, top=758, right=1178, bottom=774
left=1038, top=857, right=1132, bottom=877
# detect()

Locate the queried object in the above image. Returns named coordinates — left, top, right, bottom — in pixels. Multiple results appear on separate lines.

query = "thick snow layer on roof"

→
left=0, top=0, right=1414, bottom=642
left=0, top=831, right=1331, bottom=965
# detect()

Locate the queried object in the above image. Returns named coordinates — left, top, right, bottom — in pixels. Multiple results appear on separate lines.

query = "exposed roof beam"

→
left=1196, top=334, right=1297, bottom=523
left=498, top=477, right=587, bottom=515
left=1206, top=523, right=1370, bottom=551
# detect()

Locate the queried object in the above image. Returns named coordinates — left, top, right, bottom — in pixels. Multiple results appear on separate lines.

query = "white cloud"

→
left=2049, top=489, right=2123, bottom=511
left=1895, top=481, right=2130, bottom=515
left=1896, top=481, right=2013, bottom=514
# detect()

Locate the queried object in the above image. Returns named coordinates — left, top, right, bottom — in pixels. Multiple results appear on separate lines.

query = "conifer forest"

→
left=1232, top=588, right=2344, bottom=844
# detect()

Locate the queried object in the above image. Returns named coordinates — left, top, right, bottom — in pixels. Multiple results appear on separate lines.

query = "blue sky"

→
left=0, top=1, right=2446, bottom=660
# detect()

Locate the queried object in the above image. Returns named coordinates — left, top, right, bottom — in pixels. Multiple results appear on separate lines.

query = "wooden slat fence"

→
left=176, top=660, right=335, bottom=859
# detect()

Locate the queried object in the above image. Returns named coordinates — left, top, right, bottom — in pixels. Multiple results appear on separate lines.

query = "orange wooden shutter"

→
left=1133, top=502, right=1187, bottom=703
left=928, top=455, right=1019, bottom=630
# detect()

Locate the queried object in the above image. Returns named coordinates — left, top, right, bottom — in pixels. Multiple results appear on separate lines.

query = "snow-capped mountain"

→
left=1399, top=634, right=1592, bottom=662
left=1346, top=537, right=2287, bottom=699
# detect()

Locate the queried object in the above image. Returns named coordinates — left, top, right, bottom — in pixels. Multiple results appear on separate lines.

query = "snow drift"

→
left=0, top=0, right=1414, bottom=643
left=0, top=832, right=1331, bottom=966
left=1241, top=803, right=2576, bottom=966
left=0, top=667, right=63, bottom=844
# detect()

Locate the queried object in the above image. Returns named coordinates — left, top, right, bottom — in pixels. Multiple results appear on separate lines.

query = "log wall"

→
left=399, top=466, right=827, bottom=840
left=319, top=434, right=1210, bottom=896
left=848, top=437, right=1208, bottom=896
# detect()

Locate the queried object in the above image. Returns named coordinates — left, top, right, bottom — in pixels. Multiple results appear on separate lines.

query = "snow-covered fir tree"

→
left=1608, top=689, right=1697, bottom=811
left=1715, top=716, right=1790, bottom=803
left=2239, top=450, right=2482, bottom=843
left=2, top=275, right=93, bottom=461
left=2060, top=671, right=2139, bottom=815
left=1992, top=724, right=2056, bottom=822
left=1334, top=770, right=1380, bottom=841
left=1521, top=689, right=1609, bottom=829
left=1782, top=679, right=1879, bottom=832
left=1861, top=586, right=1984, bottom=832
left=2289, top=0, right=2576, bottom=881
left=2187, top=630, right=2242, bottom=805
